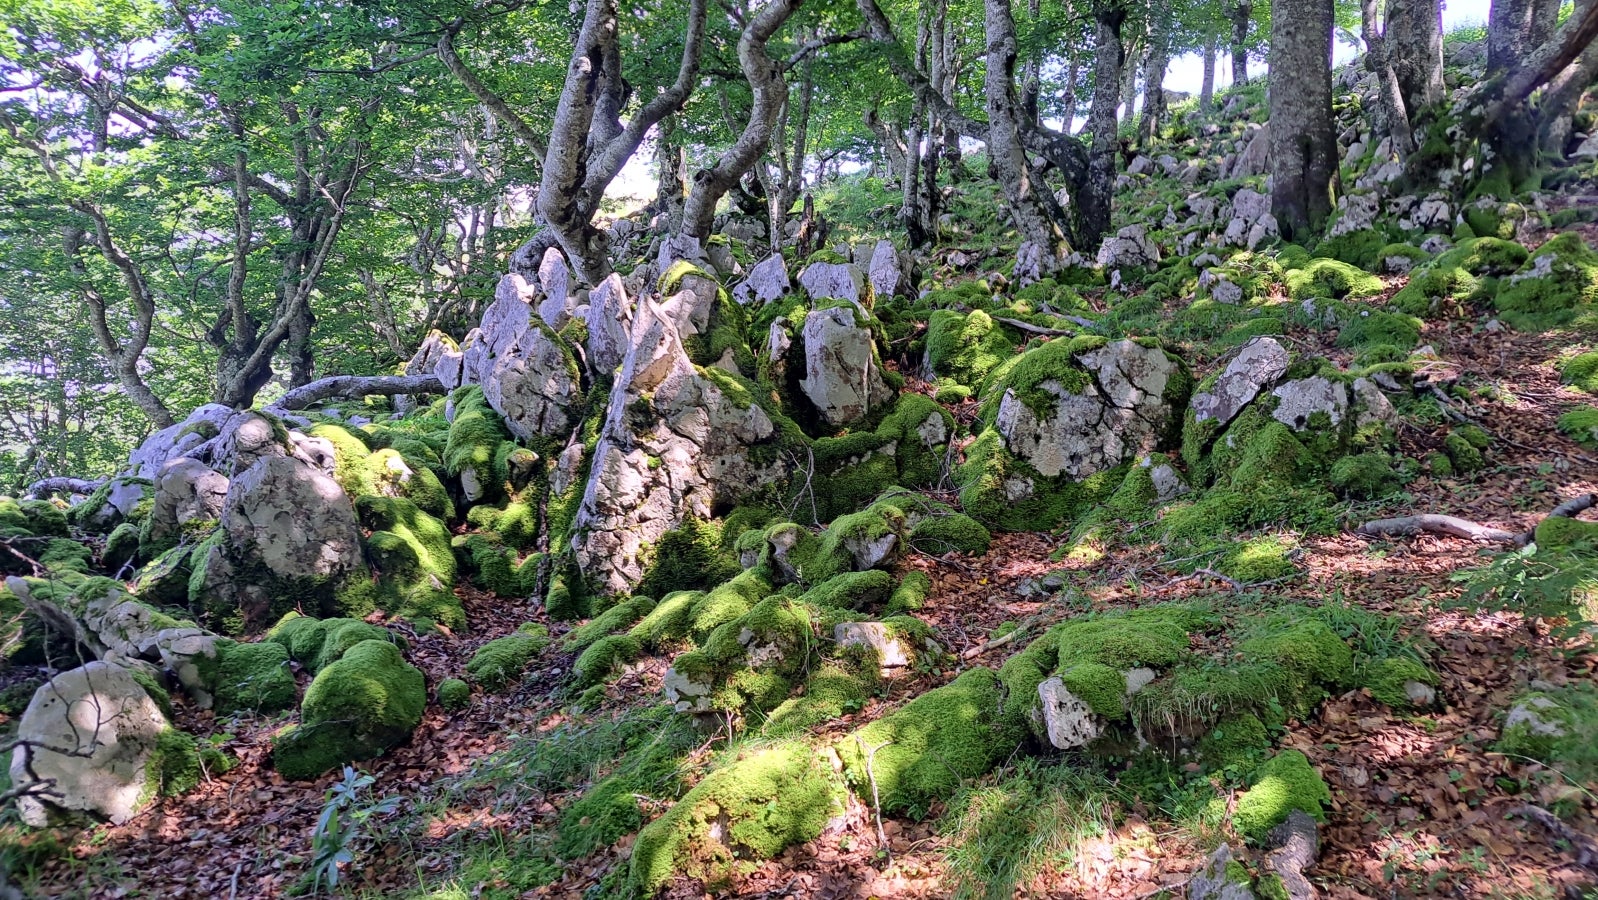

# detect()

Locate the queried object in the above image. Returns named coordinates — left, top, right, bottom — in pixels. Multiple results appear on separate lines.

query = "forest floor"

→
left=9, top=263, right=1598, bottom=900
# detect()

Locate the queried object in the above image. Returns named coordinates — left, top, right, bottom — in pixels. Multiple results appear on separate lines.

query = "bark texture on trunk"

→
left=1482, top=0, right=1598, bottom=189
left=1362, top=0, right=1415, bottom=157
left=680, top=0, right=801, bottom=241
left=983, top=0, right=1068, bottom=273
left=1200, top=36, right=1217, bottom=110
left=1138, top=18, right=1171, bottom=147
left=1269, top=0, right=1338, bottom=241
left=1385, top=0, right=1444, bottom=112
left=1083, top=1, right=1127, bottom=250
left=1230, top=1, right=1253, bottom=86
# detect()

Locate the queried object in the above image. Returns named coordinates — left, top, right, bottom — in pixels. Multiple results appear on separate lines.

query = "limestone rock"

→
left=1190, top=337, right=1291, bottom=428
left=834, top=622, right=912, bottom=671
left=145, top=459, right=230, bottom=547
left=570, top=300, right=787, bottom=594
left=797, top=261, right=867, bottom=308
left=481, top=323, right=582, bottom=442
left=1264, top=810, right=1320, bottom=900
left=536, top=247, right=573, bottom=328
left=868, top=240, right=907, bottom=300
left=215, top=412, right=288, bottom=477
left=77, top=477, right=153, bottom=531
left=799, top=305, right=894, bottom=427
left=1329, top=192, right=1380, bottom=237
left=585, top=273, right=632, bottom=375
left=1230, top=124, right=1270, bottom=179
left=996, top=340, right=1181, bottom=481
left=662, top=663, right=714, bottom=713
left=1037, top=677, right=1102, bottom=749
left=732, top=254, right=792, bottom=306
left=125, top=404, right=238, bottom=480
left=1188, top=844, right=1257, bottom=900
left=399, top=331, right=460, bottom=408
left=10, top=661, right=173, bottom=826
left=1271, top=376, right=1348, bottom=431
left=1096, top=225, right=1161, bottom=270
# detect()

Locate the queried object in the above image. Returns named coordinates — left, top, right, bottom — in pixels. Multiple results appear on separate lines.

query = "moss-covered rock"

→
left=628, top=742, right=844, bottom=895
left=925, top=309, right=1018, bottom=387
left=211, top=639, right=298, bottom=714
left=465, top=623, right=551, bottom=691
left=1557, top=406, right=1598, bottom=449
left=345, top=496, right=462, bottom=628
left=1493, top=233, right=1598, bottom=332
left=1232, top=749, right=1331, bottom=843
left=265, top=612, right=397, bottom=673
left=1560, top=351, right=1598, bottom=394
left=909, top=513, right=992, bottom=555
left=271, top=639, right=426, bottom=780
left=1362, top=657, right=1437, bottom=708
left=1285, top=258, right=1383, bottom=301
left=573, top=634, right=642, bottom=687
left=1330, top=452, right=1400, bottom=499
left=437, top=677, right=471, bottom=710
left=837, top=667, right=1017, bottom=816
left=565, top=595, right=657, bottom=653
left=635, top=517, right=741, bottom=600
left=443, top=386, right=515, bottom=504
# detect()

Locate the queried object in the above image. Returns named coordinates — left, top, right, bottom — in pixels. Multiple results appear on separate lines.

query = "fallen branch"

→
left=1355, top=492, right=1597, bottom=547
left=267, top=373, right=445, bottom=412
left=1508, top=804, right=1598, bottom=871
left=24, top=476, right=105, bottom=500
left=990, top=315, right=1075, bottom=337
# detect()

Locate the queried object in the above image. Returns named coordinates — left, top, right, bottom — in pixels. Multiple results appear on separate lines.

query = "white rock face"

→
left=215, top=412, right=286, bottom=477
left=1229, top=125, right=1270, bottom=178
left=1038, top=677, right=1103, bottom=749
left=1190, top=337, right=1292, bottom=428
left=145, top=458, right=230, bottom=547
left=733, top=254, right=792, bottom=306
left=397, top=331, right=458, bottom=412
left=1222, top=188, right=1277, bottom=249
left=79, top=477, right=151, bottom=531
left=1504, top=695, right=1568, bottom=740
left=536, top=247, right=573, bottom=328
left=1096, top=225, right=1162, bottom=269
left=868, top=239, right=907, bottom=300
left=1271, top=376, right=1348, bottom=431
left=995, top=340, right=1180, bottom=481
left=799, top=305, right=894, bottom=427
left=663, top=664, right=714, bottom=713
left=10, top=661, right=172, bottom=827
left=797, top=261, right=867, bottom=307
left=834, top=622, right=912, bottom=671
left=1351, top=377, right=1398, bottom=429
left=481, top=323, right=582, bottom=442
left=585, top=273, right=633, bottom=375
left=1329, top=192, right=1380, bottom=237
left=570, top=300, right=787, bottom=594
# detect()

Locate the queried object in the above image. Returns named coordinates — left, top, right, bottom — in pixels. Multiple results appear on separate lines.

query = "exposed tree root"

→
left=268, top=373, right=445, bottom=412
left=23, top=477, right=106, bottom=499
left=1354, top=493, right=1597, bottom=547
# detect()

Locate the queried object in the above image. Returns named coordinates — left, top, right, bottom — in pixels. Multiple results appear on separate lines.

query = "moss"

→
left=1285, top=258, right=1383, bottom=301
left=1232, top=750, right=1331, bottom=843
left=130, top=669, right=174, bottom=721
left=1330, top=452, right=1400, bottom=499
left=635, top=517, right=740, bottom=600
left=103, top=523, right=141, bottom=571
left=466, top=623, right=551, bottom=691
left=574, top=634, right=642, bottom=687
left=628, top=742, right=843, bottom=895
left=887, top=570, right=932, bottom=613
left=266, top=613, right=395, bottom=673
left=801, top=569, right=895, bottom=609
left=1336, top=309, right=1422, bottom=351
left=212, top=639, right=298, bottom=714
left=1239, top=618, right=1354, bottom=691
left=457, top=533, right=541, bottom=597
left=345, top=496, right=461, bottom=627
left=437, top=677, right=471, bottom=711
left=957, top=429, right=1127, bottom=532
left=368, top=448, right=454, bottom=519
left=909, top=513, right=991, bottom=555
left=1390, top=265, right=1478, bottom=317
left=837, top=667, right=1015, bottom=817
left=443, top=386, right=514, bottom=503
left=565, top=595, right=657, bottom=652
left=1443, top=430, right=1486, bottom=473
left=466, top=502, right=538, bottom=550
left=1534, top=515, right=1598, bottom=550
left=628, top=590, right=703, bottom=649
left=1560, top=351, right=1598, bottom=394
left=1198, top=712, right=1271, bottom=770
left=872, top=394, right=955, bottom=490
left=1493, top=232, right=1598, bottom=331
left=763, top=661, right=874, bottom=736
left=271, top=639, right=426, bottom=780
left=1362, top=657, right=1436, bottom=708
left=38, top=538, right=92, bottom=575
left=1219, top=536, right=1297, bottom=583
left=1557, top=407, right=1598, bottom=449
left=147, top=728, right=205, bottom=798
left=925, top=309, right=1018, bottom=387
left=306, top=424, right=383, bottom=501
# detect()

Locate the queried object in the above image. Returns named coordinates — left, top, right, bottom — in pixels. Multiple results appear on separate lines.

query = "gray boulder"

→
left=215, top=412, right=288, bottom=477
left=1096, top=225, right=1161, bottom=269
left=10, top=661, right=175, bottom=827
left=732, top=254, right=792, bottom=306
left=536, top=246, right=573, bottom=328
left=481, top=322, right=582, bottom=442
left=125, top=404, right=238, bottom=480
left=799, top=305, right=894, bottom=427
left=797, top=261, right=867, bottom=307
left=585, top=273, right=633, bottom=375
left=1188, top=844, right=1257, bottom=900
left=145, top=458, right=230, bottom=547
left=1190, top=337, right=1292, bottom=429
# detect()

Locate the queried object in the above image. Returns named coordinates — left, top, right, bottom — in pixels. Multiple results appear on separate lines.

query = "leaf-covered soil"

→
left=10, top=270, right=1598, bottom=900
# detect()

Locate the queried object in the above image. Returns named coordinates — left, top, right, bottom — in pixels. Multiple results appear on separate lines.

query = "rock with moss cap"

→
left=797, top=259, right=868, bottom=309
left=123, top=403, right=239, bottom=481
left=571, top=297, right=788, bottom=594
left=9, top=659, right=194, bottom=826
left=214, top=411, right=292, bottom=477
left=142, top=458, right=229, bottom=552
left=465, top=623, right=551, bottom=691
left=1233, top=750, right=1331, bottom=844
left=732, top=253, right=791, bottom=306
left=271, top=639, right=426, bottom=780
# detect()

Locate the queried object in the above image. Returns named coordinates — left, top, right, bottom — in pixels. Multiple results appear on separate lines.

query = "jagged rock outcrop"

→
left=867, top=240, right=907, bottom=300
left=571, top=299, right=788, bottom=594
left=9, top=660, right=177, bottom=827
left=797, top=260, right=867, bottom=308
left=799, top=305, right=894, bottom=427
left=585, top=273, right=633, bottom=375
left=1190, top=337, right=1293, bottom=429
left=732, top=254, right=792, bottom=306
left=125, top=404, right=238, bottom=481
left=143, top=459, right=229, bottom=548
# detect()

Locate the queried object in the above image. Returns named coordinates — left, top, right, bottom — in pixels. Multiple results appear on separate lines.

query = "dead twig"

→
left=1355, top=492, right=1597, bottom=547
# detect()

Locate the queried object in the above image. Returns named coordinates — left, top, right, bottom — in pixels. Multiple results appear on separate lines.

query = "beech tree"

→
left=1268, top=0, right=1337, bottom=240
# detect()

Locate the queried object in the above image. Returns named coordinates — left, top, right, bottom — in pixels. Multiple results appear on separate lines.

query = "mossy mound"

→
left=565, top=595, right=657, bottom=653
left=1362, top=657, right=1437, bottom=708
left=1232, top=749, right=1331, bottom=843
left=628, top=742, right=844, bottom=895
left=1284, top=258, right=1383, bottom=301
left=210, top=639, right=298, bottom=714
left=1557, top=407, right=1598, bottom=449
left=1493, top=233, right=1598, bottom=331
left=1560, top=351, right=1598, bottom=394
left=455, top=533, right=542, bottom=597
left=272, top=639, right=426, bottom=780
left=465, top=624, right=552, bottom=691
left=443, top=386, right=516, bottom=504
left=437, top=677, right=471, bottom=710
left=635, top=517, right=740, bottom=600
left=837, top=667, right=1018, bottom=817
left=345, top=496, right=462, bottom=628
left=265, top=612, right=397, bottom=673
left=925, top=309, right=1018, bottom=389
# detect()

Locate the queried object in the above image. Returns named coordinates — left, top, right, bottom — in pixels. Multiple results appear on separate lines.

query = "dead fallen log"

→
left=23, top=477, right=105, bottom=500
left=267, top=373, right=445, bottom=413
left=1355, top=492, right=1597, bottom=547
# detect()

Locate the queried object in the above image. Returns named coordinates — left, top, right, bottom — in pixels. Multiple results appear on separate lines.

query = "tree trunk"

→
left=1362, top=0, right=1415, bottom=158
left=679, top=1, right=801, bottom=241
left=1138, top=19, right=1171, bottom=147
left=1483, top=0, right=1598, bottom=191
left=1230, top=1, right=1253, bottom=86
left=1082, top=1, right=1127, bottom=249
left=1385, top=0, right=1444, bottom=112
left=1201, top=35, right=1217, bottom=110
left=1269, top=0, right=1338, bottom=240
left=984, top=0, right=1068, bottom=276
left=656, top=116, right=688, bottom=231
left=1119, top=38, right=1143, bottom=124
left=1538, top=0, right=1598, bottom=154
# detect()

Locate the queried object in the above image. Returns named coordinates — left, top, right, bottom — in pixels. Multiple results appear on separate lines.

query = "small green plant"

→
left=302, top=766, right=399, bottom=895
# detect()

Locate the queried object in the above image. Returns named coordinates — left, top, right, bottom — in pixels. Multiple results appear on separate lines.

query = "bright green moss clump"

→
left=1336, top=309, right=1422, bottom=351
left=1239, top=618, right=1354, bottom=690
left=437, top=677, right=471, bottom=710
left=1285, top=258, right=1383, bottom=301
left=838, top=667, right=1016, bottom=817
left=1232, top=749, right=1331, bottom=843
left=635, top=517, right=740, bottom=600
left=308, top=424, right=381, bottom=500
left=887, top=570, right=932, bottom=613
left=211, top=639, right=298, bottom=714
left=1219, top=536, right=1297, bottom=583
left=1493, top=233, right=1598, bottom=331
left=266, top=612, right=395, bottom=673
left=564, top=595, right=657, bottom=653
left=272, top=639, right=426, bottom=780
left=1534, top=515, right=1598, bottom=549
left=1362, top=657, right=1437, bottom=708
left=628, top=742, right=843, bottom=895
left=925, top=309, right=1017, bottom=388
left=465, top=623, right=551, bottom=691
left=1560, top=351, right=1598, bottom=393
left=909, top=513, right=991, bottom=555
left=1330, top=452, right=1400, bottom=499
left=348, top=496, right=462, bottom=627
left=443, top=386, right=514, bottom=502
left=574, top=634, right=642, bottom=687
left=147, top=729, right=205, bottom=799
left=1557, top=407, right=1598, bottom=449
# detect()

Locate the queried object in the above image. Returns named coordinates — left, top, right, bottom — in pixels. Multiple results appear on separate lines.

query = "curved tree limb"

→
left=24, top=477, right=106, bottom=500
left=266, top=374, right=445, bottom=412
left=438, top=27, right=549, bottom=159
left=1355, top=492, right=1597, bottom=547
